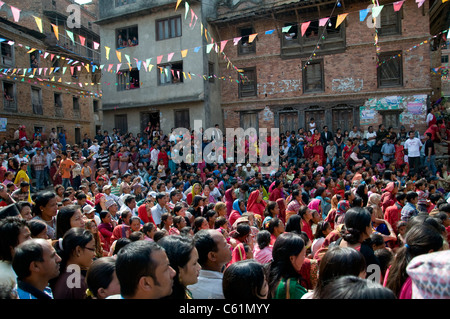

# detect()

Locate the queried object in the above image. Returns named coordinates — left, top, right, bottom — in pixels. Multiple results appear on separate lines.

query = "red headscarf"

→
left=246, top=190, right=266, bottom=218
left=225, top=188, right=234, bottom=217
left=95, top=193, right=105, bottom=206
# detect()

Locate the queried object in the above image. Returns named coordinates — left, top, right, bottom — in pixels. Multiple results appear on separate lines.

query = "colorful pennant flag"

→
left=181, top=49, right=188, bottom=58
left=248, top=34, right=258, bottom=43
left=167, top=52, right=174, bottom=62
left=265, top=29, right=275, bottom=35
left=66, top=30, right=75, bottom=44
left=336, top=13, right=348, bottom=28
left=319, top=18, right=329, bottom=27
left=79, top=35, right=86, bottom=46
left=34, top=16, right=43, bottom=33
left=233, top=37, right=242, bottom=46
left=105, top=46, right=110, bottom=60
left=206, top=43, right=214, bottom=53
left=359, top=9, right=370, bottom=21
left=301, top=22, right=311, bottom=37
left=282, top=25, right=292, bottom=33
left=175, top=0, right=182, bottom=11
left=220, top=40, right=228, bottom=53
left=94, top=41, right=100, bottom=50
left=51, top=24, right=59, bottom=40
left=10, top=6, right=21, bottom=22
left=393, top=1, right=405, bottom=11
left=372, top=5, right=384, bottom=18
left=157, top=55, right=163, bottom=64
left=116, top=50, right=122, bottom=62
left=416, top=0, right=426, bottom=7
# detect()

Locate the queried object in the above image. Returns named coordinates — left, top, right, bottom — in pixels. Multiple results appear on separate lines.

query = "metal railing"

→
left=3, top=99, right=17, bottom=112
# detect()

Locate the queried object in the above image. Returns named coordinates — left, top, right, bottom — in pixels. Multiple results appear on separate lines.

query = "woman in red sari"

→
left=394, top=139, right=405, bottom=169
left=276, top=198, right=287, bottom=224
left=269, top=180, right=284, bottom=202
left=246, top=190, right=266, bottom=219
left=312, top=140, right=325, bottom=166
left=304, top=131, right=314, bottom=160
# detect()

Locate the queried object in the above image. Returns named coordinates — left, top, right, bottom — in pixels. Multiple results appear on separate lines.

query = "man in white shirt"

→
left=404, top=131, right=423, bottom=176
left=150, top=145, right=160, bottom=169
left=365, top=126, right=377, bottom=148
left=188, top=229, right=232, bottom=299
left=150, top=192, right=168, bottom=226
left=349, top=125, right=361, bottom=140
left=88, top=140, right=100, bottom=160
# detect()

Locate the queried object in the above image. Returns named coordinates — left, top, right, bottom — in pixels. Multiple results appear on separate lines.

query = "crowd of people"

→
left=0, top=103, right=450, bottom=300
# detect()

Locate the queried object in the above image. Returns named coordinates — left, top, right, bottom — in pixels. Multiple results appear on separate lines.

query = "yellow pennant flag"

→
left=105, top=46, right=110, bottom=60
left=181, top=49, right=188, bottom=58
left=33, top=16, right=43, bottom=33
left=85, top=64, right=90, bottom=72
left=148, top=64, right=154, bottom=72
left=336, top=13, right=348, bottom=28
left=249, top=34, right=258, bottom=43
left=116, top=50, right=122, bottom=62
left=175, top=0, right=182, bottom=10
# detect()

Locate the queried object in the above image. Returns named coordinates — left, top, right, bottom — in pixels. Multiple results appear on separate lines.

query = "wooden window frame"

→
left=238, top=26, right=256, bottom=56
left=157, top=62, right=183, bottom=86
left=156, top=16, right=182, bottom=41
left=377, top=4, right=402, bottom=37
left=302, top=59, right=324, bottom=93
left=238, top=67, right=257, bottom=98
left=378, top=51, right=403, bottom=88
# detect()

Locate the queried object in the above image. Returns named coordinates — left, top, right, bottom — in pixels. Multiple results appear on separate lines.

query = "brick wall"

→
left=215, top=0, right=433, bottom=133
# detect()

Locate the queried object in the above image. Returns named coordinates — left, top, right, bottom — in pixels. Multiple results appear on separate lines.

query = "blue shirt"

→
left=381, top=143, right=395, bottom=162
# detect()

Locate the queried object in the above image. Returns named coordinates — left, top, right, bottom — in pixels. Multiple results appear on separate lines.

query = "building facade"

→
left=97, top=0, right=222, bottom=136
left=0, top=0, right=102, bottom=145
left=209, top=0, right=441, bottom=135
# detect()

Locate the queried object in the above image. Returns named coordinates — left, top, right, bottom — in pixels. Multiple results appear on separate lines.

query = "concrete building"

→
left=209, top=0, right=446, bottom=135
left=0, top=0, right=102, bottom=145
left=97, top=0, right=222, bottom=136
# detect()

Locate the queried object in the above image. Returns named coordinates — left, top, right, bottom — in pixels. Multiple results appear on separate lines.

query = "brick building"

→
left=209, top=0, right=446, bottom=136
left=0, top=0, right=102, bottom=145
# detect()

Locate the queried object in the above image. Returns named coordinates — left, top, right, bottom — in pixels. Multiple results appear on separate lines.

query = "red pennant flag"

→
left=301, top=21, right=311, bottom=37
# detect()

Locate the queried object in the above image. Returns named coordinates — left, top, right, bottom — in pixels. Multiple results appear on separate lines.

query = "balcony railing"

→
left=3, top=99, right=17, bottom=112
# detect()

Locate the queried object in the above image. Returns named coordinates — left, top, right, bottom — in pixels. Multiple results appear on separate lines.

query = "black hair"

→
left=343, top=207, right=372, bottom=245
left=32, top=191, right=56, bottom=217
left=115, top=240, right=165, bottom=298
left=12, top=239, right=46, bottom=280
left=268, top=232, right=305, bottom=297
left=312, top=246, right=366, bottom=299
left=316, top=275, right=396, bottom=299
left=193, top=229, right=218, bottom=267
left=285, top=214, right=302, bottom=234
left=112, top=238, right=131, bottom=255
left=256, top=230, right=271, bottom=250
left=85, top=257, right=117, bottom=299
left=223, top=260, right=268, bottom=299
left=157, top=235, right=196, bottom=300
left=53, top=227, right=93, bottom=273
left=55, top=205, right=82, bottom=239
left=0, top=217, right=29, bottom=261
left=27, top=219, right=48, bottom=238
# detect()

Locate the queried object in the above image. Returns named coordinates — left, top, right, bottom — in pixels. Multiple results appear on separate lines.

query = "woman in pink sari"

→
left=109, top=145, right=119, bottom=173
left=246, top=190, right=266, bottom=219
left=118, top=146, right=130, bottom=175
left=225, top=188, right=236, bottom=217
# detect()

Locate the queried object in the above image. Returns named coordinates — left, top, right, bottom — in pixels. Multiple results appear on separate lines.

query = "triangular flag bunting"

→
left=51, top=24, right=59, bottom=40
left=282, top=25, right=292, bottom=33
left=359, top=9, right=370, bottom=21
left=416, top=0, right=426, bottom=7
left=105, top=46, right=110, bottom=60
left=181, top=49, right=188, bottom=58
left=248, top=34, right=258, bottom=43
left=116, top=50, right=122, bottom=62
left=393, top=1, right=405, bottom=11
left=319, top=18, right=329, bottom=27
left=116, top=64, right=122, bottom=73
left=93, top=41, right=100, bottom=50
left=265, top=29, right=275, bottom=35
left=10, top=6, right=21, bottom=22
left=336, top=13, right=348, bottom=28
left=185, top=2, right=190, bottom=19
left=148, top=64, right=154, bottom=72
left=206, top=44, right=214, bottom=53
left=372, top=5, right=384, bottom=18
left=62, top=67, right=67, bottom=74
left=157, top=55, right=163, bottom=64
left=79, top=35, right=86, bottom=46
left=108, top=64, right=113, bottom=72
left=125, top=54, right=130, bottom=64
left=220, top=40, right=228, bottom=53
left=167, top=52, right=174, bottom=62
left=175, top=0, right=182, bottom=11
left=34, top=16, right=43, bottom=33
left=301, top=22, right=311, bottom=37
left=66, top=30, right=75, bottom=44
left=233, top=37, right=242, bottom=46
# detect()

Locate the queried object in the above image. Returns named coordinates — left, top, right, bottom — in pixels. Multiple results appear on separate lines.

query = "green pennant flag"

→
left=66, top=30, right=75, bottom=44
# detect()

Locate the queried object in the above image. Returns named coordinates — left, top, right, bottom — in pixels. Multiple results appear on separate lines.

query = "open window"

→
left=116, top=25, right=139, bottom=49
left=0, top=37, right=13, bottom=67
left=30, top=52, right=40, bottom=68
left=117, top=68, right=140, bottom=91
left=303, top=59, right=324, bottom=93
left=378, top=51, right=403, bottom=87
left=238, top=27, right=256, bottom=55
left=3, top=82, right=16, bottom=111
left=158, top=62, right=183, bottom=85
left=32, top=87, right=43, bottom=115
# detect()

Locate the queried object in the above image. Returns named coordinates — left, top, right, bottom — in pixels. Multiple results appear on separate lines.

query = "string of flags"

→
left=0, top=0, right=448, bottom=89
